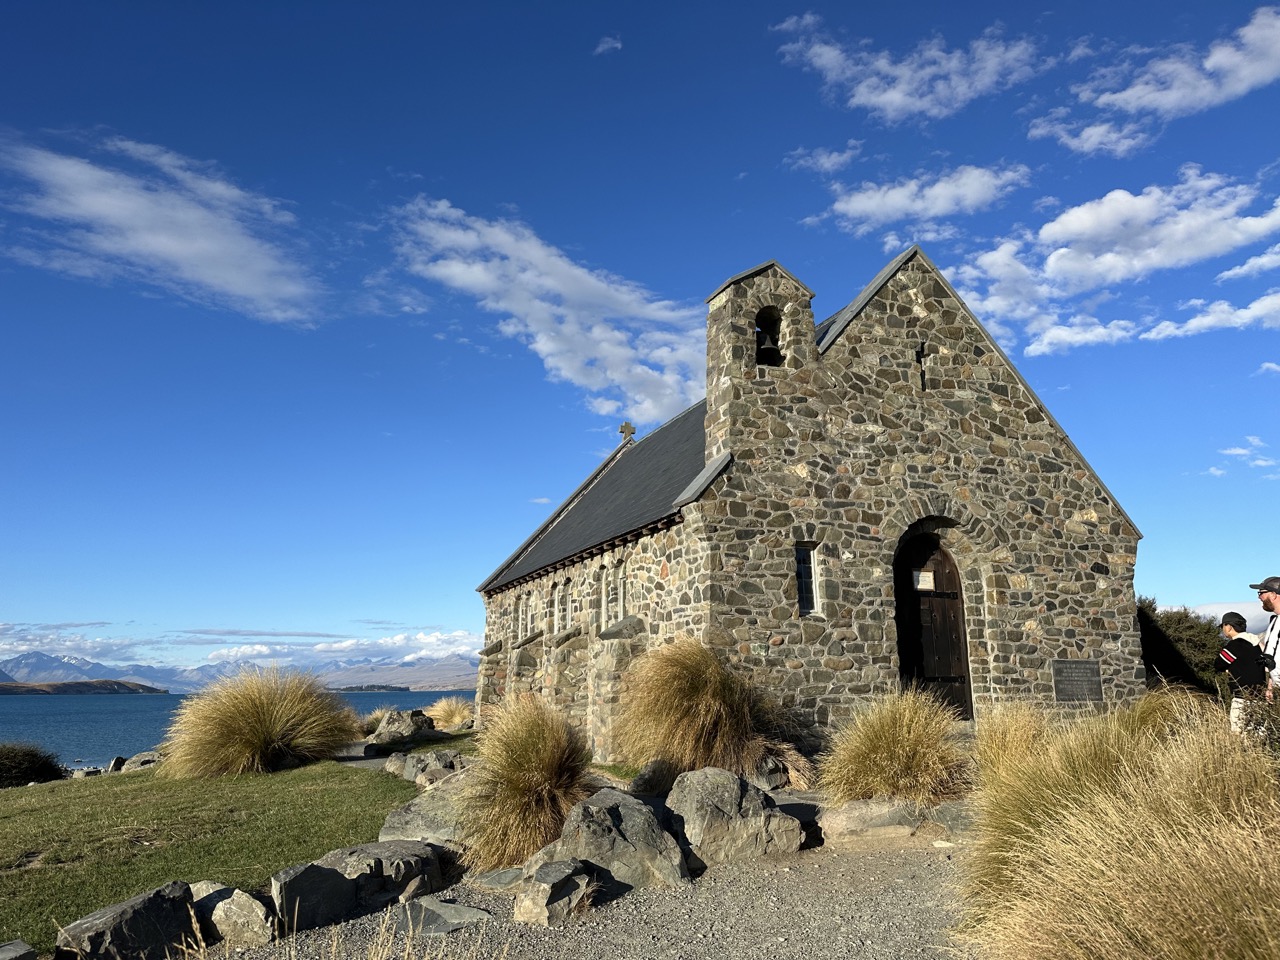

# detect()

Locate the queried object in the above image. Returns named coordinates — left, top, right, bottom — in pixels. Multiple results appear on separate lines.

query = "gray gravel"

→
left=238, top=836, right=973, bottom=960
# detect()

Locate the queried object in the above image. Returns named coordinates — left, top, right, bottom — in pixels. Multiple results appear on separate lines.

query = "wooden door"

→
left=894, top=534, right=972, bottom=719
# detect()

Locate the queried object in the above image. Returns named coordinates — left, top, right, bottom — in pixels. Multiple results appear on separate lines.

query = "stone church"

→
left=477, top=247, right=1145, bottom=760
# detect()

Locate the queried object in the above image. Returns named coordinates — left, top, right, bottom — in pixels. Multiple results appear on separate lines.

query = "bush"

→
left=962, top=713, right=1280, bottom=960
left=456, top=695, right=593, bottom=872
left=816, top=689, right=970, bottom=810
left=0, top=742, right=64, bottom=788
left=972, top=701, right=1049, bottom=785
left=615, top=639, right=809, bottom=786
left=159, top=667, right=360, bottom=777
left=426, top=695, right=474, bottom=728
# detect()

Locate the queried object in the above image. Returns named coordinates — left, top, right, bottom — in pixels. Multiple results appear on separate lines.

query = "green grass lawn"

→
left=0, top=761, right=418, bottom=954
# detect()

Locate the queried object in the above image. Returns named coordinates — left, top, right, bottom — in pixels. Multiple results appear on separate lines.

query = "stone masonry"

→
left=478, top=248, right=1145, bottom=760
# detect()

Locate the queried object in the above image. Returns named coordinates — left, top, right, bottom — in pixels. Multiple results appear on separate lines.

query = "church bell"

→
left=756, top=329, right=784, bottom=367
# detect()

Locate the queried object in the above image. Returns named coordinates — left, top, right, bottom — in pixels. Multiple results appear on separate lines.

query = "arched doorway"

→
left=894, top=532, right=972, bottom=719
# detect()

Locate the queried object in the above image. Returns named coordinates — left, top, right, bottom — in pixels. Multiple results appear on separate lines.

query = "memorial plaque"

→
left=1052, top=659, right=1103, bottom=702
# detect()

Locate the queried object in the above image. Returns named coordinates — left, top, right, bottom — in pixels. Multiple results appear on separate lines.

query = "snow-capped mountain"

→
left=0, top=651, right=480, bottom=693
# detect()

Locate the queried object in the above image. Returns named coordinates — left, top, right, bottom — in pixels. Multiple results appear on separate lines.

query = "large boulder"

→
left=271, top=840, right=443, bottom=932
left=0, top=942, right=36, bottom=960
left=388, top=898, right=492, bottom=937
left=54, top=881, right=196, bottom=960
left=120, top=751, right=161, bottom=772
left=379, top=771, right=469, bottom=848
left=665, top=768, right=804, bottom=872
left=513, top=859, right=592, bottom=926
left=403, top=749, right=462, bottom=784
left=526, top=788, right=688, bottom=896
left=189, top=882, right=276, bottom=947
left=367, top=710, right=446, bottom=752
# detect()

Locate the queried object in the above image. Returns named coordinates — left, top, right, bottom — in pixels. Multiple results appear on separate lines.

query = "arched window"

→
left=549, top=583, right=560, bottom=632
left=613, top=561, right=627, bottom=620
left=595, top=565, right=608, bottom=627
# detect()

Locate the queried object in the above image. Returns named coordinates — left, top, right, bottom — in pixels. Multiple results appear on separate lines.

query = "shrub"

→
left=816, top=689, right=970, bottom=810
left=962, top=716, right=1280, bottom=960
left=455, top=695, right=593, bottom=872
left=973, top=701, right=1049, bottom=785
left=426, top=695, right=474, bottom=728
left=0, top=742, right=64, bottom=788
left=159, top=667, right=360, bottom=777
left=615, top=639, right=809, bottom=785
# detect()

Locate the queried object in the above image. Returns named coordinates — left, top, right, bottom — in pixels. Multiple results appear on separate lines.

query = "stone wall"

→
left=697, top=254, right=1144, bottom=733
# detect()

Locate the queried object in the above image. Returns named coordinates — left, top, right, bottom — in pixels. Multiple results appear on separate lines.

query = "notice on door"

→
left=1052, top=659, right=1103, bottom=702
left=912, top=570, right=935, bottom=591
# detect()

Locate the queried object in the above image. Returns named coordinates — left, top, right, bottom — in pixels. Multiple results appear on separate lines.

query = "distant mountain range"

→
left=0, top=651, right=480, bottom=694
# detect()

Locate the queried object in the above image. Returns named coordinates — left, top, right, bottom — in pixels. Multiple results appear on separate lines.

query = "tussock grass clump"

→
left=426, top=695, right=474, bottom=728
left=0, top=742, right=64, bottom=788
left=817, top=689, right=970, bottom=809
left=973, top=701, right=1050, bottom=784
left=456, top=696, right=593, bottom=872
left=963, top=716, right=1280, bottom=960
left=615, top=640, right=809, bottom=785
left=160, top=667, right=360, bottom=777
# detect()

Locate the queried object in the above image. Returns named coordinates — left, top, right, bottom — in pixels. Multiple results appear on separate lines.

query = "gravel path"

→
left=242, top=835, right=973, bottom=960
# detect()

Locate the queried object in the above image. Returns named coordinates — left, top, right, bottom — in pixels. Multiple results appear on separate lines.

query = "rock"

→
left=270, top=862, right=354, bottom=932
left=745, top=754, right=789, bottom=791
left=770, top=790, right=824, bottom=848
left=72, top=768, right=101, bottom=779
left=388, top=898, right=492, bottom=937
left=414, top=768, right=456, bottom=788
left=514, top=859, right=592, bottom=926
left=0, top=941, right=36, bottom=960
left=189, top=881, right=276, bottom=947
left=121, top=751, right=161, bottom=772
left=666, top=768, right=803, bottom=872
left=526, top=788, right=688, bottom=896
left=379, top=770, right=469, bottom=848
left=629, top=759, right=678, bottom=796
left=54, top=881, right=196, bottom=960
left=402, top=750, right=460, bottom=783
left=397, top=875, right=432, bottom=903
left=367, top=710, right=447, bottom=752
left=817, top=799, right=923, bottom=844
left=928, top=799, right=974, bottom=838
left=469, top=866, right=525, bottom=893
left=105, top=757, right=126, bottom=773
left=384, top=753, right=408, bottom=777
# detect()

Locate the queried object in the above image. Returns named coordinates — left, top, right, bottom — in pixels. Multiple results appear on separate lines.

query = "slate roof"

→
left=478, top=401, right=712, bottom=593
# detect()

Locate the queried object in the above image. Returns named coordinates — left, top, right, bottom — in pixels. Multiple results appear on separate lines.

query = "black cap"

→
left=1249, top=576, right=1280, bottom=593
left=1221, top=612, right=1248, bottom=631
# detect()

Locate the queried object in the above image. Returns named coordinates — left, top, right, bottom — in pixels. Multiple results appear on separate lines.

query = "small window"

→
left=796, top=543, right=817, bottom=617
left=556, top=580, right=569, bottom=632
left=755, top=306, right=784, bottom=367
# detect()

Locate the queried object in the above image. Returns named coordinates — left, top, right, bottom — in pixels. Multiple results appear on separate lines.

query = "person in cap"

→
left=1215, top=611, right=1266, bottom=732
left=1250, top=576, right=1280, bottom=697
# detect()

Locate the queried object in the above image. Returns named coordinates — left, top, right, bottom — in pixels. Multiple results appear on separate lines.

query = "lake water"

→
left=0, top=690, right=470, bottom=770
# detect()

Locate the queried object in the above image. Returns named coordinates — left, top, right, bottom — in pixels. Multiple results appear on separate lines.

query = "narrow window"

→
left=549, top=583, right=560, bottom=633
left=615, top=561, right=627, bottom=619
left=556, top=580, right=569, bottom=632
left=755, top=306, right=784, bottom=367
left=796, top=543, right=817, bottom=617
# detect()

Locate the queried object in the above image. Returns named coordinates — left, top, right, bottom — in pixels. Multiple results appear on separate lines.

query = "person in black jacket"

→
left=1216, top=611, right=1266, bottom=732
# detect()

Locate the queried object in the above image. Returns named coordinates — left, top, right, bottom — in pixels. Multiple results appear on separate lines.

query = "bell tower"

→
left=703, top=261, right=816, bottom=461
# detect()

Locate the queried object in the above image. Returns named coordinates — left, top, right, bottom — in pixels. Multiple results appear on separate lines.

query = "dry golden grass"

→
left=962, top=717, right=1280, bottom=960
left=816, top=689, right=970, bottom=810
left=455, top=695, right=593, bottom=872
left=615, top=639, right=809, bottom=785
left=973, top=701, right=1050, bottom=785
left=159, top=667, right=360, bottom=777
left=426, top=695, right=475, bottom=728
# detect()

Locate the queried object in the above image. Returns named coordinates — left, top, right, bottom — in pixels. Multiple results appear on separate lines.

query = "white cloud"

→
left=1027, top=113, right=1151, bottom=158
left=1252, top=458, right=1278, bottom=467
left=1258, top=361, right=1280, bottom=374
left=1217, top=242, right=1280, bottom=280
left=1081, top=7, right=1280, bottom=120
left=785, top=140, right=862, bottom=174
left=775, top=17, right=1042, bottom=122
left=1141, top=289, right=1280, bottom=340
left=828, top=164, right=1029, bottom=234
left=0, top=622, right=140, bottom=662
left=593, top=36, right=622, bottom=56
left=391, top=198, right=706, bottom=424
left=206, top=643, right=284, bottom=660
left=312, top=629, right=481, bottom=660
left=1023, top=315, right=1137, bottom=357
left=1040, top=166, right=1280, bottom=293
left=1206, top=467, right=1228, bottom=476
left=0, top=136, right=319, bottom=322
left=530, top=496, right=552, bottom=504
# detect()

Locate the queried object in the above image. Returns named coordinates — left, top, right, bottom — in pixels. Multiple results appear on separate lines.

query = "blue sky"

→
left=3, top=2, right=1279, bottom=667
